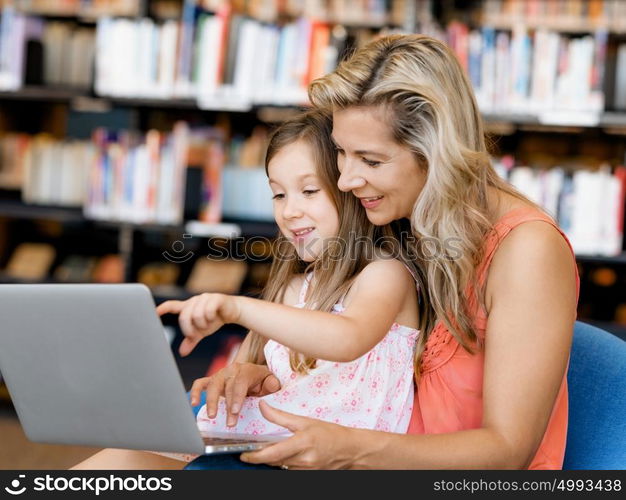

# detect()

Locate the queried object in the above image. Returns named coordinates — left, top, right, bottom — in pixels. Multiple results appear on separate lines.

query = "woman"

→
left=189, top=34, right=578, bottom=470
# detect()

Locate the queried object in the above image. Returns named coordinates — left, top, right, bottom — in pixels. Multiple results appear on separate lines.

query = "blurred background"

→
left=1, top=0, right=625, bottom=468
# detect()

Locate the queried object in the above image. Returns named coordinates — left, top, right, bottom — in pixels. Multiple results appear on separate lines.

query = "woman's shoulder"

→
left=485, top=215, right=577, bottom=311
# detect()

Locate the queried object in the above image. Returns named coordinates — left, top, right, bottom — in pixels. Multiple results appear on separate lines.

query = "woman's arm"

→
left=159, top=259, right=415, bottom=362
left=242, top=222, right=578, bottom=469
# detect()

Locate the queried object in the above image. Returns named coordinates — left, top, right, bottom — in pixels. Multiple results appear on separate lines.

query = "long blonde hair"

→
left=309, top=35, right=534, bottom=377
left=245, top=110, right=419, bottom=373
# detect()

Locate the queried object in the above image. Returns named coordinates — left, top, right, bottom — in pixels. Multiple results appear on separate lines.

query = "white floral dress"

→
left=196, top=273, right=419, bottom=439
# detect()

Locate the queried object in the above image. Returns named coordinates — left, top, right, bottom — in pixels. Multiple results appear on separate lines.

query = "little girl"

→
left=156, top=110, right=420, bottom=461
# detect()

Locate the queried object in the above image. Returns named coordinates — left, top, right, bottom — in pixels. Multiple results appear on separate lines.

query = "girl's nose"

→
left=282, top=197, right=303, bottom=219
left=337, top=159, right=367, bottom=192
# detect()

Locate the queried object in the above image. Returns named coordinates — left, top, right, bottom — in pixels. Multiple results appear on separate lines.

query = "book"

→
left=614, top=43, right=626, bottom=110
left=185, top=259, right=248, bottom=295
left=137, top=262, right=180, bottom=288
left=53, top=255, right=98, bottom=282
left=91, top=254, right=125, bottom=283
left=5, top=242, right=55, bottom=280
left=198, top=130, right=225, bottom=224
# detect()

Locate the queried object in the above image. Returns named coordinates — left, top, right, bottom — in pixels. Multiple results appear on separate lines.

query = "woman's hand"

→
left=157, top=293, right=241, bottom=356
left=240, top=401, right=358, bottom=469
left=190, top=363, right=281, bottom=427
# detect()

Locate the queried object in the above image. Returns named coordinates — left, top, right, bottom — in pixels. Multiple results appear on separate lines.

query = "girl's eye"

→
left=303, top=189, right=320, bottom=196
left=362, top=158, right=381, bottom=167
left=272, top=193, right=285, bottom=200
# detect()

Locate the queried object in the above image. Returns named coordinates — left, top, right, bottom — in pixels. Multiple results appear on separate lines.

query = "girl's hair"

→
left=308, top=34, right=536, bottom=378
left=245, top=110, right=420, bottom=373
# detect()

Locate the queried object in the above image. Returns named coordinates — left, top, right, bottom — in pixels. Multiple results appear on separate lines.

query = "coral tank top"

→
left=407, top=207, right=579, bottom=469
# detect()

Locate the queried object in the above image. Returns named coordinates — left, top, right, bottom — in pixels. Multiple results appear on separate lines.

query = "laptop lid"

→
left=0, top=284, right=206, bottom=455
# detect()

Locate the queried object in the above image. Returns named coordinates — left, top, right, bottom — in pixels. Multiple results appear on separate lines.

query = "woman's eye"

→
left=362, top=158, right=381, bottom=167
left=303, top=189, right=320, bottom=196
left=272, top=193, right=285, bottom=200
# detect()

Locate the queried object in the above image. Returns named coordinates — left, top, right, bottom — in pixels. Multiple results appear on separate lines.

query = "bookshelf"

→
left=0, top=0, right=625, bottom=336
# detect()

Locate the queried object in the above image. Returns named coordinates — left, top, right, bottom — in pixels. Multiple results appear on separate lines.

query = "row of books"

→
left=86, top=122, right=190, bottom=224
left=181, top=0, right=423, bottom=27
left=0, top=133, right=92, bottom=206
left=482, top=0, right=626, bottom=33
left=94, top=12, right=348, bottom=108
left=0, top=6, right=94, bottom=90
left=0, top=122, right=278, bottom=223
left=5, top=2, right=626, bottom=117
left=85, top=8, right=626, bottom=114
left=7, top=0, right=424, bottom=26
left=445, top=23, right=610, bottom=116
left=494, top=159, right=626, bottom=257
left=4, top=0, right=140, bottom=18
left=0, top=125, right=190, bottom=224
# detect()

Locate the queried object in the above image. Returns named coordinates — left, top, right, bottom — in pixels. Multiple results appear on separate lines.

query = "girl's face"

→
left=268, top=140, right=340, bottom=263
left=332, top=106, right=426, bottom=225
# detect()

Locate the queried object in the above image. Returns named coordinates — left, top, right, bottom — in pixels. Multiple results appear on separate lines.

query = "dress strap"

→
left=401, top=261, right=421, bottom=293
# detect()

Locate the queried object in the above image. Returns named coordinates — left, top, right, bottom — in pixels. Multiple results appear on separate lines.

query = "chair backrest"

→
left=564, top=321, right=626, bottom=470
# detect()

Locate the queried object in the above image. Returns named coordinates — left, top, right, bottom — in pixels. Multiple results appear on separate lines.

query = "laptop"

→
left=0, top=283, right=288, bottom=455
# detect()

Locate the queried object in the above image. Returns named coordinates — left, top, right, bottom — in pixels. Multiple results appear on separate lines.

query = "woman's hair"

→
left=245, top=109, right=419, bottom=373
left=308, top=34, right=535, bottom=378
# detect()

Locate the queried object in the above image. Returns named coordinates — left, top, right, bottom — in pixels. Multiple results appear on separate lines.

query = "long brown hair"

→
left=245, top=110, right=420, bottom=373
left=309, top=35, right=538, bottom=378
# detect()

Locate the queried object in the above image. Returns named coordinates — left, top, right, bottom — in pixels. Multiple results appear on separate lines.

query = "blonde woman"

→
left=193, top=35, right=578, bottom=470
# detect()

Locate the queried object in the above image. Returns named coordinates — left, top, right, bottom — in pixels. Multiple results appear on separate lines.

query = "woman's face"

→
left=332, top=106, right=426, bottom=225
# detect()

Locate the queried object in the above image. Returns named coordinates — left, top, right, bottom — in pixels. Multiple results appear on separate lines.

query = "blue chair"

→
left=564, top=321, right=626, bottom=470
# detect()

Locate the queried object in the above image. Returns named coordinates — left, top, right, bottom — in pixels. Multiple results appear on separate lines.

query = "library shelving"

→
left=0, top=0, right=625, bottom=336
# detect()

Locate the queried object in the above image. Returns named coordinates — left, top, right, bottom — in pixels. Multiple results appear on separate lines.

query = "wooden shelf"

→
left=482, top=17, right=626, bottom=35
left=0, top=86, right=86, bottom=103
left=0, top=199, right=277, bottom=238
left=0, top=200, right=85, bottom=223
left=575, top=253, right=626, bottom=265
left=3, top=87, right=626, bottom=130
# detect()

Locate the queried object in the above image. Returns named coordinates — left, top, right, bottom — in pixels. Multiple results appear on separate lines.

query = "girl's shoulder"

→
left=343, top=258, right=417, bottom=307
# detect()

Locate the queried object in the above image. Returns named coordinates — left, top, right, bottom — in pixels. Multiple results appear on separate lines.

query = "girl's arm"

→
left=158, top=259, right=415, bottom=362
left=241, top=222, right=577, bottom=469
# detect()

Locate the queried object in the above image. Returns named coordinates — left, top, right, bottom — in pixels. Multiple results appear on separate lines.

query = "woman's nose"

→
left=337, top=159, right=366, bottom=192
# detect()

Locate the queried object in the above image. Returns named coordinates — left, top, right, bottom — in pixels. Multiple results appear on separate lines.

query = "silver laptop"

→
left=0, top=284, right=288, bottom=455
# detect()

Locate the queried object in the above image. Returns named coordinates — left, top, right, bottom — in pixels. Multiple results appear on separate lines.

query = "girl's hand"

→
left=190, top=363, right=281, bottom=427
left=157, top=294, right=241, bottom=356
left=240, top=401, right=357, bottom=469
